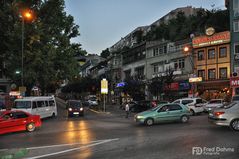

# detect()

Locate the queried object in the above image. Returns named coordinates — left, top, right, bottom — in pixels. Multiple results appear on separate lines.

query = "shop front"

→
left=230, top=77, right=239, bottom=96
left=197, top=80, right=231, bottom=101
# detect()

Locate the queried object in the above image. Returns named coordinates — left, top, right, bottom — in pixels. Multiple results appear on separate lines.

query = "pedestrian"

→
left=125, top=102, right=129, bottom=118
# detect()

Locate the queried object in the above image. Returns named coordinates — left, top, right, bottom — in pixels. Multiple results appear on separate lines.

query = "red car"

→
left=0, top=110, right=42, bottom=135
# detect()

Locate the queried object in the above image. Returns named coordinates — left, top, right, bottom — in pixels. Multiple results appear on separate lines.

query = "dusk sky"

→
left=65, top=0, right=226, bottom=54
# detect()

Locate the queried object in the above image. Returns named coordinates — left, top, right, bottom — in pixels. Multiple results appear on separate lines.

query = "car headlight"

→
left=80, top=107, right=84, bottom=111
left=68, top=108, right=72, bottom=111
left=136, top=116, right=144, bottom=119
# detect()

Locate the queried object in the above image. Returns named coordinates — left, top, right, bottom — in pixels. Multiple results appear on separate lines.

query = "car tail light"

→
left=214, top=112, right=224, bottom=117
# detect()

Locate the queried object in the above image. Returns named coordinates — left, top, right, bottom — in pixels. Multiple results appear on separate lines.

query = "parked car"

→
left=134, top=103, right=191, bottom=126
left=204, top=99, right=225, bottom=112
left=129, top=100, right=152, bottom=113
left=232, top=95, right=239, bottom=102
left=172, top=97, right=206, bottom=115
left=67, top=100, right=84, bottom=117
left=88, top=96, right=98, bottom=107
left=0, top=110, right=42, bottom=135
left=208, top=102, right=239, bottom=131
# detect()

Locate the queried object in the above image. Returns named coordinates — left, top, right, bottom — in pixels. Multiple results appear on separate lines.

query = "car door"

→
left=11, top=112, right=29, bottom=131
left=155, top=105, right=171, bottom=123
left=166, top=104, right=183, bottom=121
left=0, top=112, right=18, bottom=133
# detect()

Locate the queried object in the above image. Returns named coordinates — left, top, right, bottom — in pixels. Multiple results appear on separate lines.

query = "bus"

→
left=13, top=96, right=57, bottom=119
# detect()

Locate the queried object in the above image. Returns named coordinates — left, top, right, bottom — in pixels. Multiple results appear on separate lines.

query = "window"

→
left=32, top=102, right=37, bottom=109
left=37, top=101, right=45, bottom=108
left=49, top=100, right=55, bottom=107
left=168, top=104, right=182, bottom=111
left=153, top=65, right=159, bottom=73
left=173, top=100, right=180, bottom=104
left=198, top=70, right=205, bottom=80
left=219, top=47, right=227, bottom=58
left=208, top=49, right=215, bottom=59
left=208, top=69, right=216, bottom=80
left=219, top=68, right=227, bottom=79
left=233, top=0, right=239, bottom=17
left=174, top=61, right=178, bottom=70
left=234, top=20, right=239, bottom=32
left=178, top=59, right=185, bottom=69
left=14, top=101, right=31, bottom=109
left=197, top=50, right=204, bottom=61
left=235, top=43, right=239, bottom=54
left=153, top=48, right=159, bottom=56
left=182, top=100, right=193, bottom=105
left=13, top=112, right=28, bottom=119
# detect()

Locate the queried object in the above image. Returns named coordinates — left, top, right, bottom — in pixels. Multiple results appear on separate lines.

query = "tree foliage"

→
left=144, top=9, right=229, bottom=42
left=100, top=48, right=110, bottom=59
left=1, top=0, right=85, bottom=94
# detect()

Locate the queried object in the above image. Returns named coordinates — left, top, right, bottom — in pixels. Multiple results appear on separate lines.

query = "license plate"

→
left=73, top=112, right=79, bottom=115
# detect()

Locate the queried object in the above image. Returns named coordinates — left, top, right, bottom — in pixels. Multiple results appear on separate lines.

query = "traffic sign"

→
left=101, top=79, right=108, bottom=94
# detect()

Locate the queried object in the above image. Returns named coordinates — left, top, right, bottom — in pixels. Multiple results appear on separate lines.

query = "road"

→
left=0, top=99, right=238, bottom=159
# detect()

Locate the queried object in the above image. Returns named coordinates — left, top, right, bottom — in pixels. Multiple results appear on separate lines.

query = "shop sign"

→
left=192, top=31, right=230, bottom=48
left=179, top=82, right=190, bottom=90
left=205, top=27, right=215, bottom=36
left=230, top=77, right=239, bottom=87
left=189, top=77, right=202, bottom=83
left=164, top=82, right=179, bottom=91
left=101, top=78, right=108, bottom=94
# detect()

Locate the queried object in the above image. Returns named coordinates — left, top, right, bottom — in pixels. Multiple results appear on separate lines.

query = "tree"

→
left=100, top=48, right=110, bottom=58
left=1, top=0, right=84, bottom=95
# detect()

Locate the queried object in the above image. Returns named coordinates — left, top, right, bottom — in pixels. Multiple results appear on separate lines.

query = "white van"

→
left=13, top=96, right=57, bottom=119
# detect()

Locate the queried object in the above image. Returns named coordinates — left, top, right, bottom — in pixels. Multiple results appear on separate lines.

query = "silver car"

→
left=208, top=102, right=239, bottom=131
left=204, top=99, right=225, bottom=112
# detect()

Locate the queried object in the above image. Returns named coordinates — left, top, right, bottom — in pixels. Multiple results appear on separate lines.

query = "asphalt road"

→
left=0, top=100, right=238, bottom=159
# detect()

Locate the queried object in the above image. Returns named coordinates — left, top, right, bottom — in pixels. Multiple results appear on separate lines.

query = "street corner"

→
left=0, top=148, right=28, bottom=159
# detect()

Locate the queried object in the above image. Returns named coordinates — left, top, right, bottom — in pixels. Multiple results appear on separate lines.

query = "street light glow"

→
left=24, top=11, right=32, bottom=19
left=183, top=46, right=190, bottom=52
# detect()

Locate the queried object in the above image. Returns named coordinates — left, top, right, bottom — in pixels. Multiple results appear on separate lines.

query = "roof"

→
left=15, top=96, right=55, bottom=101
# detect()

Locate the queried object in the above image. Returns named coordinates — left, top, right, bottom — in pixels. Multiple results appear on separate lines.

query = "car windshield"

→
left=208, top=100, right=222, bottom=104
left=89, top=97, right=97, bottom=101
left=232, top=96, right=239, bottom=101
left=224, top=102, right=238, bottom=109
left=69, top=101, right=81, bottom=108
left=13, top=101, right=31, bottom=109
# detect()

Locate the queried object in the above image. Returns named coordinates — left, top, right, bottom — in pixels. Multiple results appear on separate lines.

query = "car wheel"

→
left=230, top=119, right=239, bottom=131
left=26, top=123, right=36, bottom=132
left=190, top=109, right=195, bottom=116
left=145, top=118, right=154, bottom=126
left=181, top=115, right=189, bottom=123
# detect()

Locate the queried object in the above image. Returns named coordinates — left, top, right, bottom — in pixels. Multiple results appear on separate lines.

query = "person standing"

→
left=125, top=102, right=129, bottom=118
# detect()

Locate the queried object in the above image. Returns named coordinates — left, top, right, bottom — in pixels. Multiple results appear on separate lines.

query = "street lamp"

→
left=20, top=9, right=34, bottom=86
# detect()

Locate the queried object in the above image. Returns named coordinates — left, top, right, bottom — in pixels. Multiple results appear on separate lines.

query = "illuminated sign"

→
left=189, top=77, right=202, bottom=83
left=205, top=27, right=215, bottom=36
left=101, top=78, right=108, bottom=94
left=230, top=77, right=239, bottom=87
left=9, top=91, right=20, bottom=96
left=116, top=82, right=126, bottom=87
left=192, top=31, right=230, bottom=48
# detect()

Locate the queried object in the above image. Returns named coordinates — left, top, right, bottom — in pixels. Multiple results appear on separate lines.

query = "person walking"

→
left=125, top=102, right=130, bottom=118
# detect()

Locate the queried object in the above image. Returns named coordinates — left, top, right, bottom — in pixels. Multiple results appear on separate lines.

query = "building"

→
left=192, top=31, right=231, bottom=100
left=146, top=39, right=192, bottom=100
left=226, top=0, right=239, bottom=95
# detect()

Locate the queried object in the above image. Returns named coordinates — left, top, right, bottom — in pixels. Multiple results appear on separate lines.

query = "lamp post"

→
left=20, top=9, right=33, bottom=86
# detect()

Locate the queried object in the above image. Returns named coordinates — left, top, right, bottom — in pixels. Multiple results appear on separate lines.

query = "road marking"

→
left=25, top=139, right=109, bottom=150
left=25, top=138, right=119, bottom=159
left=0, top=139, right=113, bottom=151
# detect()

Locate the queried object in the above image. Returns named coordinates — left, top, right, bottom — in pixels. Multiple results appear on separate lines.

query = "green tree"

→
left=100, top=48, right=110, bottom=58
left=1, top=0, right=84, bottom=95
